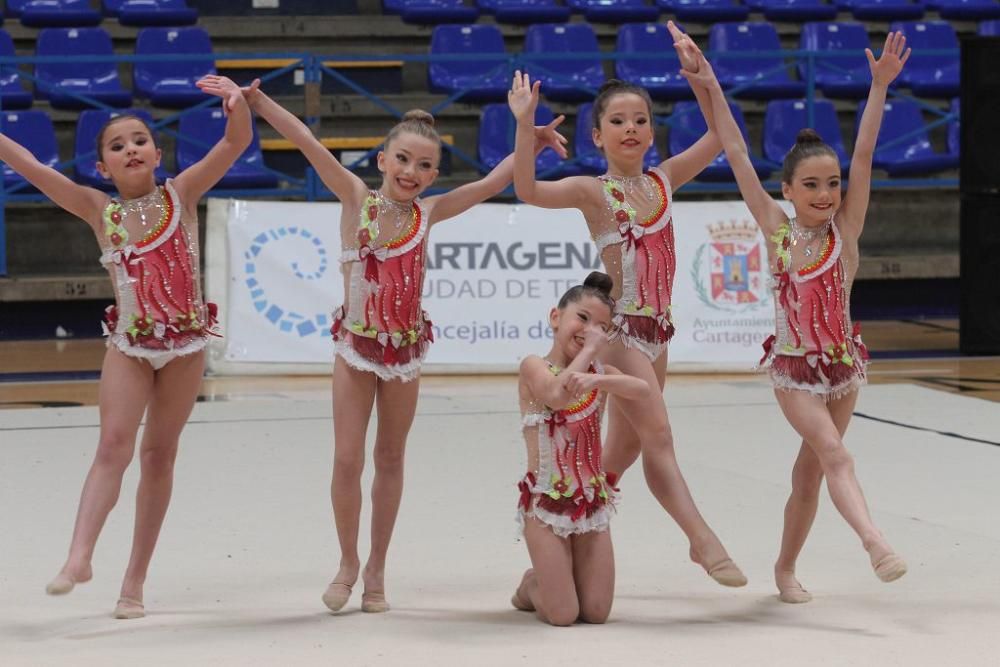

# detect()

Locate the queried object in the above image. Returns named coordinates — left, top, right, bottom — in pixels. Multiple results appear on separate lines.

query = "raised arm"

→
left=426, top=115, right=568, bottom=225
left=660, top=21, right=723, bottom=189
left=839, top=32, right=910, bottom=237
left=0, top=134, right=106, bottom=228
left=174, top=75, right=254, bottom=203
left=685, top=59, right=786, bottom=235
left=508, top=71, right=599, bottom=211
left=199, top=76, right=367, bottom=207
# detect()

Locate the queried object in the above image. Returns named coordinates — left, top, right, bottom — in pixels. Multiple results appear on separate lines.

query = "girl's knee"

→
left=577, top=601, right=611, bottom=624
left=140, top=442, right=179, bottom=473
left=640, top=428, right=675, bottom=456
left=817, top=443, right=854, bottom=476
left=373, top=441, right=406, bottom=471
left=333, top=453, right=364, bottom=478
left=543, top=601, right=580, bottom=627
left=94, top=435, right=135, bottom=471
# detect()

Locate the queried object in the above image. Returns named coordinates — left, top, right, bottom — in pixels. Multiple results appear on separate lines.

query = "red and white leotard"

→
left=331, top=190, right=432, bottom=382
left=518, top=361, right=618, bottom=537
left=593, top=167, right=675, bottom=361
left=99, top=180, right=218, bottom=370
left=760, top=219, right=868, bottom=399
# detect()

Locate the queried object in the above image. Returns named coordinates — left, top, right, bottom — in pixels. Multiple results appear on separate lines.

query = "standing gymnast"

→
left=687, top=33, right=911, bottom=602
left=0, top=75, right=252, bottom=618
left=230, top=79, right=566, bottom=613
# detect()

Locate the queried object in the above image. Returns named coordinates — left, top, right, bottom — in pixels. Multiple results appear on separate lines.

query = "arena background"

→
left=1, top=1, right=998, bottom=665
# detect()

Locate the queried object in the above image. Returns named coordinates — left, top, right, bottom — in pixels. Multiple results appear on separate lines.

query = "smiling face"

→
left=377, top=131, right=440, bottom=201
left=95, top=117, right=161, bottom=194
left=549, top=294, right=613, bottom=361
left=592, top=92, right=654, bottom=171
left=781, top=155, right=842, bottom=226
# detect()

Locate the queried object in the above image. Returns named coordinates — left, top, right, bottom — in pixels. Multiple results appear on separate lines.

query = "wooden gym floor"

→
left=1, top=318, right=998, bottom=408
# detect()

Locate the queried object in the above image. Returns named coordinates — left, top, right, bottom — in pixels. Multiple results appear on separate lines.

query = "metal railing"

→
left=0, top=47, right=961, bottom=276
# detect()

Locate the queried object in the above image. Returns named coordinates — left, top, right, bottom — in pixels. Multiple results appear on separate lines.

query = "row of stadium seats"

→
left=0, top=27, right=214, bottom=110
left=0, top=108, right=275, bottom=191
left=431, top=20, right=996, bottom=103
left=385, top=0, right=1000, bottom=25
left=4, top=0, right=196, bottom=27
left=10, top=19, right=977, bottom=113
left=478, top=97, right=958, bottom=180
left=1, top=93, right=957, bottom=196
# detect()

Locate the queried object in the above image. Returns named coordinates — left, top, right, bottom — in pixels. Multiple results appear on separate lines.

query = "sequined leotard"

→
left=760, top=219, right=868, bottom=399
left=592, top=167, right=675, bottom=361
left=331, top=190, right=433, bottom=382
left=518, top=360, right=618, bottom=537
left=99, top=180, right=218, bottom=370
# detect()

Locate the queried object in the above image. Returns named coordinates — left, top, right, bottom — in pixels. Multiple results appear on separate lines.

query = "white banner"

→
left=206, top=198, right=784, bottom=374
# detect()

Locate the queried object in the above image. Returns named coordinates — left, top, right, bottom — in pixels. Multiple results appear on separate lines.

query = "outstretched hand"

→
left=533, top=115, right=568, bottom=159
left=866, top=31, right=910, bottom=87
left=677, top=53, right=718, bottom=89
left=196, top=75, right=250, bottom=116
left=508, top=70, right=540, bottom=124
left=239, top=77, right=264, bottom=109
left=667, top=20, right=701, bottom=74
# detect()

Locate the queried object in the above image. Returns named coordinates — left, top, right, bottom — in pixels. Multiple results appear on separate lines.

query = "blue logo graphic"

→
left=243, top=226, right=332, bottom=337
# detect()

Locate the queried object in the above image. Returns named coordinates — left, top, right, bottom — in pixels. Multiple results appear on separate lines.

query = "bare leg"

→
left=115, top=351, right=205, bottom=617
left=519, top=517, right=580, bottom=626
left=773, top=394, right=856, bottom=603
left=572, top=530, right=615, bottom=624
left=601, top=348, right=665, bottom=479
left=361, top=375, right=421, bottom=613
left=601, top=343, right=744, bottom=586
left=48, top=348, right=154, bottom=595
left=774, top=388, right=905, bottom=583
left=325, top=358, right=377, bottom=611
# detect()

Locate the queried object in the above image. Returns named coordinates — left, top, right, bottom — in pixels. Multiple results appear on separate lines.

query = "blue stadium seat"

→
left=924, top=0, right=1000, bottom=20
left=565, top=0, right=661, bottom=23
left=980, top=18, right=1000, bottom=33
left=383, top=0, right=480, bottom=24
left=105, top=0, right=199, bottom=26
left=616, top=23, right=693, bottom=100
left=654, top=0, right=750, bottom=22
left=134, top=27, right=215, bottom=108
left=1, top=111, right=59, bottom=191
left=859, top=98, right=958, bottom=176
left=763, top=100, right=850, bottom=171
left=848, top=0, right=924, bottom=21
left=74, top=109, right=171, bottom=189
left=35, top=28, right=133, bottom=110
left=477, top=102, right=564, bottom=178
left=176, top=108, right=278, bottom=188
left=575, top=102, right=662, bottom=175
left=0, top=30, right=33, bottom=110
left=476, top=0, right=571, bottom=24
left=669, top=100, right=772, bottom=181
left=12, top=0, right=101, bottom=27
left=524, top=23, right=605, bottom=102
left=946, top=98, right=959, bottom=159
left=891, top=20, right=960, bottom=97
left=709, top=23, right=805, bottom=99
left=428, top=25, right=508, bottom=102
left=761, top=0, right=838, bottom=21
left=799, top=22, right=872, bottom=99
